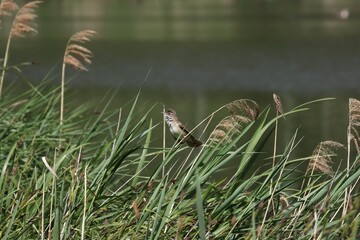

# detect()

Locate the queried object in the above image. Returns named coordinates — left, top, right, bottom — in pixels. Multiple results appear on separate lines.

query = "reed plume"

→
left=308, top=141, right=344, bottom=176
left=0, top=0, right=18, bottom=17
left=209, top=116, right=240, bottom=144
left=260, top=93, right=285, bottom=232
left=0, top=0, right=41, bottom=98
left=209, top=99, right=259, bottom=144
left=9, top=1, right=41, bottom=37
left=348, top=98, right=360, bottom=150
left=271, top=93, right=284, bottom=167
left=342, top=98, right=360, bottom=219
left=63, top=30, right=96, bottom=71
left=60, top=30, right=96, bottom=125
left=226, top=99, right=259, bottom=121
left=273, top=93, right=284, bottom=115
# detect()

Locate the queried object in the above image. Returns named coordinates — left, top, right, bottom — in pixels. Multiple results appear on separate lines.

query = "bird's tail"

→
left=186, top=136, right=202, bottom=148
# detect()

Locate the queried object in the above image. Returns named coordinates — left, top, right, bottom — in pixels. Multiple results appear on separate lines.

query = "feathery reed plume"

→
left=0, top=0, right=18, bottom=17
left=60, top=30, right=96, bottom=125
left=273, top=93, right=284, bottom=115
left=10, top=1, right=41, bottom=37
left=63, top=30, right=96, bottom=71
left=209, top=129, right=229, bottom=143
left=209, top=116, right=240, bottom=144
left=308, top=141, right=344, bottom=176
left=271, top=93, right=284, bottom=168
left=343, top=98, right=360, bottom=220
left=0, top=0, right=41, bottom=98
left=226, top=99, right=259, bottom=121
left=261, top=93, right=285, bottom=231
left=209, top=99, right=259, bottom=144
left=349, top=98, right=360, bottom=148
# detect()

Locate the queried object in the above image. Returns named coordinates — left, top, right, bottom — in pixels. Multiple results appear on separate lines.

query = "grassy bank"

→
left=0, top=83, right=359, bottom=239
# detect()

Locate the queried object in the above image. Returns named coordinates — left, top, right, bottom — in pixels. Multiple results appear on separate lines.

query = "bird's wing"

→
left=178, top=122, right=202, bottom=147
left=178, top=122, right=190, bottom=135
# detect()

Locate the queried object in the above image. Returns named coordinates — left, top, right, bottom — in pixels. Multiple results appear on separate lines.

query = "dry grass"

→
left=209, top=116, right=240, bottom=144
left=210, top=99, right=259, bottom=143
left=349, top=98, right=360, bottom=152
left=260, top=93, right=285, bottom=235
left=308, top=141, right=344, bottom=176
left=343, top=98, right=360, bottom=220
left=273, top=93, right=284, bottom=115
left=0, top=0, right=18, bottom=17
left=63, top=30, right=97, bottom=71
left=0, top=0, right=41, bottom=98
left=10, top=1, right=41, bottom=38
left=60, top=30, right=96, bottom=125
left=226, top=99, right=259, bottom=121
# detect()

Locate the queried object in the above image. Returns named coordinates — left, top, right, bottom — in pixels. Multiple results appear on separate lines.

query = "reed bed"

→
left=0, top=1, right=359, bottom=239
left=0, top=84, right=359, bottom=239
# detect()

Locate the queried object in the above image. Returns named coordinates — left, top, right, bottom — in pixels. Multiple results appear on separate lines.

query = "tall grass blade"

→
left=132, top=119, right=153, bottom=187
left=81, top=164, right=88, bottom=240
left=196, top=171, right=206, bottom=240
left=2, top=196, right=20, bottom=240
left=41, top=156, right=58, bottom=178
left=149, top=180, right=167, bottom=240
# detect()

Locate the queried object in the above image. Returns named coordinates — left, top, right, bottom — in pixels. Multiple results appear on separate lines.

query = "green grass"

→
left=0, top=82, right=358, bottom=239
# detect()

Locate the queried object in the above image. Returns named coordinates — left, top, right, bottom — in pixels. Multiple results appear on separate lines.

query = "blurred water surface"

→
left=1, top=0, right=360, bottom=159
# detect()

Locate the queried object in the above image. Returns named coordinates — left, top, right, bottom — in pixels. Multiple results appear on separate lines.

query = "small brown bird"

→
left=162, top=109, right=202, bottom=147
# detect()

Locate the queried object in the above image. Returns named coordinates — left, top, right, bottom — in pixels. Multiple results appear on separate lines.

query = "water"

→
left=1, top=0, right=359, bottom=159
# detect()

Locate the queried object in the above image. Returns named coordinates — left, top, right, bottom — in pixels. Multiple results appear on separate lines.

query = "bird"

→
left=162, top=109, right=202, bottom=147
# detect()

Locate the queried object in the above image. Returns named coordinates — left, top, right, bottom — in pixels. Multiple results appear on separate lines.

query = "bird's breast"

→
left=169, top=123, right=183, bottom=138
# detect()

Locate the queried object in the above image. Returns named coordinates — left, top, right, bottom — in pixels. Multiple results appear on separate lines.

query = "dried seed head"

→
left=209, top=129, right=229, bottom=144
left=308, top=141, right=344, bottom=176
left=209, top=116, right=242, bottom=144
left=10, top=1, right=42, bottom=38
left=352, top=135, right=360, bottom=155
left=273, top=93, right=284, bottom=115
left=349, top=98, right=360, bottom=126
left=219, top=117, right=239, bottom=132
left=231, top=215, right=237, bottom=226
left=231, top=114, right=253, bottom=125
left=64, top=55, right=89, bottom=71
left=64, top=30, right=96, bottom=71
left=132, top=199, right=140, bottom=219
left=210, top=129, right=226, bottom=139
left=210, top=99, right=259, bottom=144
left=226, top=99, right=259, bottom=121
left=70, top=30, right=97, bottom=43
left=349, top=98, right=360, bottom=152
left=279, top=195, right=289, bottom=209
left=0, top=0, right=19, bottom=16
